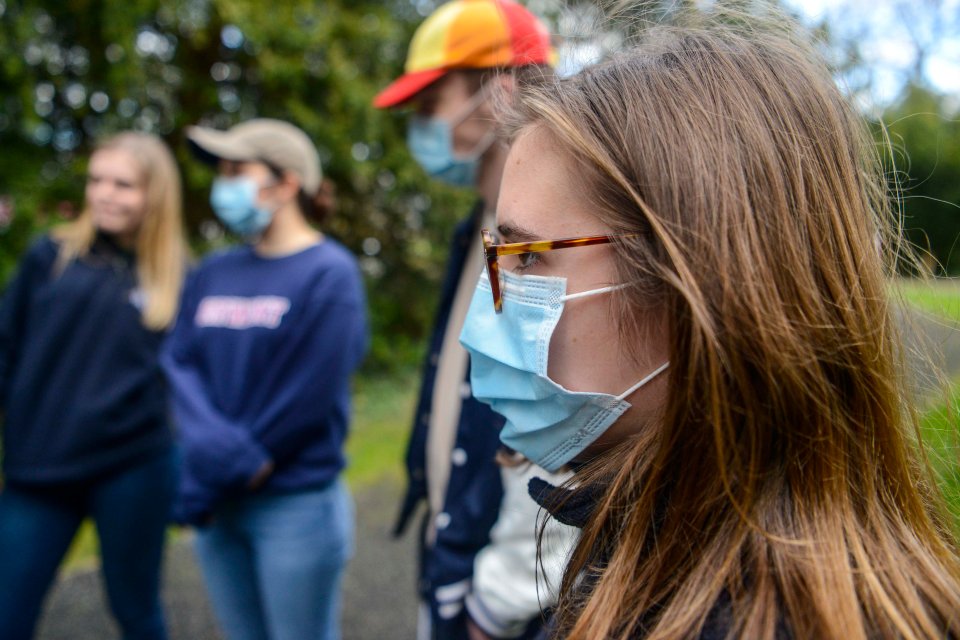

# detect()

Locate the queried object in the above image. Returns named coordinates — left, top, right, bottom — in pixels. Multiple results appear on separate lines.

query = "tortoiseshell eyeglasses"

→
left=481, top=228, right=622, bottom=313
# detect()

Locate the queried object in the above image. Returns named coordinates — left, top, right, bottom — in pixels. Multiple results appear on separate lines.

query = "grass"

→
left=344, top=371, right=419, bottom=489
left=63, top=521, right=100, bottom=571
left=920, top=379, right=960, bottom=527
left=898, top=278, right=960, bottom=526
left=897, top=278, right=960, bottom=323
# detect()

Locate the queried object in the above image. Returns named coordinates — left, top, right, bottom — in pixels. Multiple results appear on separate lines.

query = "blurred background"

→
left=1, top=0, right=959, bottom=373
left=0, top=1, right=958, bottom=638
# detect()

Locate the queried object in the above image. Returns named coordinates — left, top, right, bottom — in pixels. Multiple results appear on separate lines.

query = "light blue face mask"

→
left=459, top=270, right=669, bottom=472
left=406, top=89, right=495, bottom=188
left=210, top=176, right=275, bottom=238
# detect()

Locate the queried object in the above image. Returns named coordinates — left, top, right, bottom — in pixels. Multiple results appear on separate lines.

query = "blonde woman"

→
left=0, top=132, right=187, bottom=640
left=458, top=9, right=960, bottom=640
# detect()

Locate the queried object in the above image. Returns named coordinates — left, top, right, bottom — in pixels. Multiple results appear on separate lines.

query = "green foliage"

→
left=3, top=0, right=960, bottom=363
left=0, top=0, right=472, bottom=371
left=878, top=84, right=960, bottom=275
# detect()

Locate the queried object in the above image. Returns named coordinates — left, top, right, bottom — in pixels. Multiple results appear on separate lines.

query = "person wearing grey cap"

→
left=161, top=118, right=368, bottom=640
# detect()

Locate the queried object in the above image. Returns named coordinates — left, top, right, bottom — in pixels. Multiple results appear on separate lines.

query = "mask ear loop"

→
left=449, top=83, right=495, bottom=128
left=558, top=283, right=669, bottom=398
left=562, top=283, right=626, bottom=302
left=617, top=361, right=670, bottom=400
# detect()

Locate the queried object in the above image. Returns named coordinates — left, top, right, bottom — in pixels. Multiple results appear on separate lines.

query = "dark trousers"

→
left=0, top=449, right=177, bottom=640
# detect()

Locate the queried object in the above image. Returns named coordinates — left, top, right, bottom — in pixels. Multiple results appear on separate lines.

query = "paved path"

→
left=37, top=481, right=419, bottom=640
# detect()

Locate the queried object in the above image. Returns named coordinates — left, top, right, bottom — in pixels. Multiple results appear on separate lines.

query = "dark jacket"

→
left=395, top=205, right=530, bottom=639
left=0, top=234, right=172, bottom=486
left=528, top=477, right=786, bottom=640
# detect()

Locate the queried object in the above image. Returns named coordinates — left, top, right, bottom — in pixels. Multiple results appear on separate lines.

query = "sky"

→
left=542, top=0, right=960, bottom=110
left=784, top=0, right=960, bottom=106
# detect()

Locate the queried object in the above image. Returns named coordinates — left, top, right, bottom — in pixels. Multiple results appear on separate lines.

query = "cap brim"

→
left=373, top=68, right=448, bottom=109
left=185, top=126, right=255, bottom=166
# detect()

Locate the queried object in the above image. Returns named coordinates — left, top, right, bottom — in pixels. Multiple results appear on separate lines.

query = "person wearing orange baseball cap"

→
left=374, top=2, right=576, bottom=639
left=374, top=0, right=556, bottom=194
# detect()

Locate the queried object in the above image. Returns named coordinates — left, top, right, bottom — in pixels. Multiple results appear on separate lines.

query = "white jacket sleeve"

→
left=465, top=463, right=579, bottom=638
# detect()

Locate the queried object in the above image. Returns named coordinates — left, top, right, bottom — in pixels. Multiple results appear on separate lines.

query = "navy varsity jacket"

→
left=394, top=204, right=515, bottom=638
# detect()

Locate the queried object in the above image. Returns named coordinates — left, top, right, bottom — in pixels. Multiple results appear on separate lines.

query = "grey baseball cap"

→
left=186, top=118, right=322, bottom=195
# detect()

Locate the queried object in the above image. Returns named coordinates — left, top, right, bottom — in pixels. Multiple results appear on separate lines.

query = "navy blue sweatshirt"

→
left=161, top=239, right=368, bottom=525
left=0, top=234, right=172, bottom=485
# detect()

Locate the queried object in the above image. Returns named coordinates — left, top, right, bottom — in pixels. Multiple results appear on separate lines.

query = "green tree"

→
left=0, top=0, right=473, bottom=371
left=879, top=84, right=960, bottom=274
left=6, top=0, right=955, bottom=371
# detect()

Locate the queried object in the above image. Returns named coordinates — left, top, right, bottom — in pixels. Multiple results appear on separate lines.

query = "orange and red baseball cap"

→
left=373, top=0, right=556, bottom=109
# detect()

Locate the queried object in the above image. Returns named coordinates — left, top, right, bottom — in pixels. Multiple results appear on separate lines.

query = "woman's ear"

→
left=278, top=171, right=302, bottom=202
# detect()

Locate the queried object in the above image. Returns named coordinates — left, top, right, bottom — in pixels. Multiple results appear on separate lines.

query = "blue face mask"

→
left=406, top=88, right=495, bottom=188
left=210, top=177, right=275, bottom=238
left=459, top=270, right=669, bottom=472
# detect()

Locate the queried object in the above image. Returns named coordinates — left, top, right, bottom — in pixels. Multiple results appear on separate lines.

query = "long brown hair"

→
left=504, top=9, right=960, bottom=640
left=53, top=131, right=187, bottom=330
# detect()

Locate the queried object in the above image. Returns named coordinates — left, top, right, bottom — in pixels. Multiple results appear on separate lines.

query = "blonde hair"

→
left=53, top=132, right=187, bottom=330
left=505, top=10, right=960, bottom=640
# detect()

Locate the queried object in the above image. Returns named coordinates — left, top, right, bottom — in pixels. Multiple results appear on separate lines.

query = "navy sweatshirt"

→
left=0, top=234, right=172, bottom=485
left=161, top=239, right=368, bottom=525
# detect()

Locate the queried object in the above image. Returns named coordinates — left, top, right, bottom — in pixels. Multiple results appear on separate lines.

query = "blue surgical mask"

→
left=459, top=270, right=669, bottom=472
left=407, top=88, right=495, bottom=188
left=210, top=177, right=274, bottom=238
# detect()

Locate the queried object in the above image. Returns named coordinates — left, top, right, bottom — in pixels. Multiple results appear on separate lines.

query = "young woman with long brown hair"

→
left=0, top=131, right=187, bottom=639
left=458, top=9, right=960, bottom=640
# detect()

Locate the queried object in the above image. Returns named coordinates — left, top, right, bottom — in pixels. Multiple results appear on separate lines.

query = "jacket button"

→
left=451, top=448, right=467, bottom=467
left=458, top=382, right=471, bottom=399
left=435, top=512, right=451, bottom=530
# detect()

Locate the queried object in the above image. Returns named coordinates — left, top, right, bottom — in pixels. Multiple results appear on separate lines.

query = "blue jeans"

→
left=195, top=480, right=354, bottom=640
left=0, top=449, right=177, bottom=640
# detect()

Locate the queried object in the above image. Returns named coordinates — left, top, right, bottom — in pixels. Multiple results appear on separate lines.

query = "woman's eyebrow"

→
left=497, top=221, right=540, bottom=242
